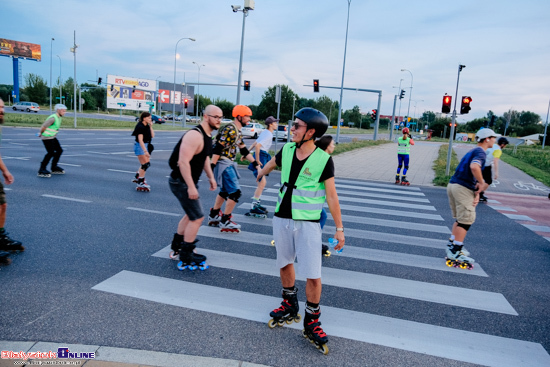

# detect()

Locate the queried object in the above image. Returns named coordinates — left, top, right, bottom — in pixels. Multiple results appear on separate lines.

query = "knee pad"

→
left=404, top=165, right=409, bottom=170
left=141, top=162, right=151, bottom=171
left=456, top=222, right=471, bottom=231
left=227, top=189, right=242, bottom=203
left=397, top=163, right=403, bottom=168
left=219, top=191, right=229, bottom=200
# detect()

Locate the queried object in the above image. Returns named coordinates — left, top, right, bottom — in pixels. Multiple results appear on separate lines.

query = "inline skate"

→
left=395, top=174, right=400, bottom=184
left=0, top=231, right=25, bottom=252
left=38, top=169, right=51, bottom=178
left=176, top=241, right=208, bottom=271
left=302, top=308, right=329, bottom=355
left=219, top=214, right=241, bottom=233
left=136, top=178, right=150, bottom=192
left=268, top=288, right=301, bottom=328
left=208, top=208, right=222, bottom=227
left=169, top=233, right=184, bottom=260
left=245, top=201, right=268, bottom=219
left=51, top=166, right=65, bottom=174
left=322, top=244, right=331, bottom=257
left=445, top=243, right=474, bottom=270
left=479, top=193, right=488, bottom=203
left=400, top=176, right=410, bottom=186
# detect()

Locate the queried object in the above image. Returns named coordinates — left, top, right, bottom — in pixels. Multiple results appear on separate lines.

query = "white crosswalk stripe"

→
left=91, top=177, right=550, bottom=366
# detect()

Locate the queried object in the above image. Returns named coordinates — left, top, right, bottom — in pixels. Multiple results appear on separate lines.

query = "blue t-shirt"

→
left=449, top=146, right=486, bottom=190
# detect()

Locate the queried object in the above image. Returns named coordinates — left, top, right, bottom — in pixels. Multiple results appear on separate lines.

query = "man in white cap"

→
left=445, top=128, right=497, bottom=269
left=38, top=103, right=67, bottom=177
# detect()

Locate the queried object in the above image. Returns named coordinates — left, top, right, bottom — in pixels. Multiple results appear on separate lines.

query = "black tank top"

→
left=170, top=124, right=213, bottom=184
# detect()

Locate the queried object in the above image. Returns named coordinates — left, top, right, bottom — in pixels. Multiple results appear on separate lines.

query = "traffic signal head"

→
left=399, top=89, right=406, bottom=99
left=97, top=77, right=102, bottom=85
left=132, top=85, right=136, bottom=93
left=460, top=96, right=472, bottom=114
left=244, top=80, right=250, bottom=91
left=371, top=109, right=377, bottom=120
left=313, top=79, right=319, bottom=93
left=441, top=95, right=452, bottom=114
left=184, top=98, right=188, bottom=108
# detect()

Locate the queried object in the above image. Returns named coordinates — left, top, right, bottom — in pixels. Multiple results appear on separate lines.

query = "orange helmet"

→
left=402, top=127, right=410, bottom=134
left=232, top=105, right=252, bottom=118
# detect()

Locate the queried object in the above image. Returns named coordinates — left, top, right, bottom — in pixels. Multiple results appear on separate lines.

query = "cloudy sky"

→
left=1, top=0, right=549, bottom=122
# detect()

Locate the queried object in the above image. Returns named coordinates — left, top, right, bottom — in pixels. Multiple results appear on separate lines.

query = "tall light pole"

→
left=192, top=61, right=205, bottom=118
left=49, top=38, right=54, bottom=112
left=70, top=31, right=78, bottom=128
left=173, top=37, right=196, bottom=124
left=56, top=55, right=62, bottom=103
left=401, top=69, right=413, bottom=120
left=412, top=99, right=424, bottom=132
left=335, top=0, right=352, bottom=144
left=155, top=76, right=161, bottom=114
left=543, top=98, right=549, bottom=149
left=232, top=2, right=254, bottom=105
left=445, top=64, right=466, bottom=176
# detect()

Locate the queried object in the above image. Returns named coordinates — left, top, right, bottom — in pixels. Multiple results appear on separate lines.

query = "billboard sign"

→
left=106, top=74, right=157, bottom=111
left=0, top=38, right=41, bottom=61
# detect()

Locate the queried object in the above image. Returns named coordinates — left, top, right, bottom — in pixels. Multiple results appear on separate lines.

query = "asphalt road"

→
left=0, top=127, right=549, bottom=367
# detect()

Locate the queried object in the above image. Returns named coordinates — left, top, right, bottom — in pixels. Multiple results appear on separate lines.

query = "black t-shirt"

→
left=132, top=122, right=152, bottom=143
left=274, top=147, right=334, bottom=220
left=170, top=125, right=213, bottom=184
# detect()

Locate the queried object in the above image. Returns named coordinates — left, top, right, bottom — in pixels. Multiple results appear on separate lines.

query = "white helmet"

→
left=55, top=104, right=67, bottom=111
left=475, top=128, right=497, bottom=142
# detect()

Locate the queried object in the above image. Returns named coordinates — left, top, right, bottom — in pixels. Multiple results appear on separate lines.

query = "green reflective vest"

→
left=42, top=114, right=61, bottom=138
left=397, top=136, right=412, bottom=155
left=276, top=143, right=330, bottom=220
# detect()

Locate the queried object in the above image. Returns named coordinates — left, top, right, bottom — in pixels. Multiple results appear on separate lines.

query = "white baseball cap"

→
left=475, top=128, right=497, bottom=142
left=54, top=104, right=67, bottom=111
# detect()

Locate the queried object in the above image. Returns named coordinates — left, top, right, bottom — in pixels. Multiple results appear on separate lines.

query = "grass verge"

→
left=500, top=152, right=550, bottom=187
left=432, top=144, right=459, bottom=187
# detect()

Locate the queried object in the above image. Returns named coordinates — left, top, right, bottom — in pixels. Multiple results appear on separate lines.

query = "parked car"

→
left=273, top=124, right=291, bottom=140
left=12, top=102, right=40, bottom=113
left=241, top=122, right=264, bottom=139
left=134, top=115, right=165, bottom=124
left=221, top=118, right=233, bottom=124
left=164, top=114, right=174, bottom=120
left=188, top=116, right=201, bottom=123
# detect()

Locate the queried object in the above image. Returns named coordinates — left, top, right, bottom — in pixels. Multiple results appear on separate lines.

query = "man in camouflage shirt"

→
left=208, top=105, right=257, bottom=232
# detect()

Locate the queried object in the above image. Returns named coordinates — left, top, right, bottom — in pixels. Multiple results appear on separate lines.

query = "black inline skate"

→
left=479, top=193, right=488, bottom=203
left=322, top=244, right=331, bottom=257
left=268, top=288, right=301, bottom=328
left=302, top=308, right=329, bottom=355
left=245, top=201, right=268, bottom=219
left=400, top=176, right=410, bottom=186
left=0, top=250, right=11, bottom=265
left=395, top=174, right=400, bottom=184
left=51, top=166, right=65, bottom=174
left=0, top=231, right=25, bottom=252
left=177, top=241, right=208, bottom=271
left=208, top=208, right=222, bottom=227
left=169, top=233, right=184, bottom=260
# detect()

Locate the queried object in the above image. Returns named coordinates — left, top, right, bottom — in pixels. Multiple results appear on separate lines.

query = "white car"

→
left=12, top=102, right=40, bottom=113
left=273, top=125, right=291, bottom=141
left=241, top=122, right=264, bottom=139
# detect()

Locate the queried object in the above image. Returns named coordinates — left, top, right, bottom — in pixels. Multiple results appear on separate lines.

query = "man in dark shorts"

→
left=0, top=98, right=25, bottom=265
left=168, top=104, right=221, bottom=270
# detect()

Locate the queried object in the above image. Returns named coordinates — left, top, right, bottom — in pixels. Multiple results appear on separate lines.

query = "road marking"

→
left=94, top=271, right=548, bottom=366
left=127, top=207, right=180, bottom=217
left=58, top=163, right=81, bottom=167
left=522, top=224, right=550, bottom=233
left=489, top=206, right=517, bottom=212
left=90, top=151, right=134, bottom=155
left=0, top=156, right=31, bottom=160
left=41, top=194, right=91, bottom=203
left=336, top=178, right=422, bottom=192
left=109, top=169, right=138, bottom=174
left=153, top=247, right=499, bottom=311
left=502, top=214, right=536, bottom=221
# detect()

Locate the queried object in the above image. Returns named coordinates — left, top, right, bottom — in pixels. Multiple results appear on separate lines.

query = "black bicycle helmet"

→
left=497, top=137, right=509, bottom=146
left=295, top=107, right=329, bottom=138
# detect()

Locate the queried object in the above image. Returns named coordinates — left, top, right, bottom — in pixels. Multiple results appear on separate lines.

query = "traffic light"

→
left=132, top=85, right=136, bottom=93
left=313, top=79, right=319, bottom=93
left=97, top=77, right=102, bottom=85
left=441, top=95, right=452, bottom=114
left=399, top=89, right=405, bottom=99
left=460, top=96, right=472, bottom=114
left=371, top=109, right=377, bottom=121
left=244, top=80, right=250, bottom=91
left=488, top=115, right=496, bottom=127
left=184, top=98, right=188, bottom=108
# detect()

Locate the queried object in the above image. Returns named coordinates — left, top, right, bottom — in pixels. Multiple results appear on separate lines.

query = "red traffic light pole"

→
left=445, top=64, right=465, bottom=176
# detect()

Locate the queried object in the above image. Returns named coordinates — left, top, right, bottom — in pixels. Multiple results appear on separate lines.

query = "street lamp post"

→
left=192, top=62, right=205, bottom=118
left=70, top=30, right=78, bottom=128
left=543, top=98, right=549, bottom=149
left=50, top=37, right=54, bottom=112
left=335, top=0, right=352, bottom=144
left=412, top=99, right=424, bottom=131
left=56, top=55, right=62, bottom=103
left=173, top=37, right=196, bottom=126
left=155, top=76, right=161, bottom=114
left=401, top=69, right=413, bottom=120
left=232, top=2, right=254, bottom=105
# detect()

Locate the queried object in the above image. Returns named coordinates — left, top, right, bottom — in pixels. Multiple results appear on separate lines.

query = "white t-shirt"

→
left=485, top=144, right=502, bottom=166
left=255, top=129, right=273, bottom=152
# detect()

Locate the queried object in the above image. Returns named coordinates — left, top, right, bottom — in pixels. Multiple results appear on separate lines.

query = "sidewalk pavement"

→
left=332, top=140, right=442, bottom=186
left=0, top=141, right=444, bottom=367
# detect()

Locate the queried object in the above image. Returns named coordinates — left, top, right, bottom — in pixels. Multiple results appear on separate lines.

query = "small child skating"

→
left=395, top=127, right=414, bottom=185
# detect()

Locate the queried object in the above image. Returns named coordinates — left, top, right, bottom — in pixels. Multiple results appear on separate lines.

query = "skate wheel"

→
left=267, top=319, right=278, bottom=329
left=294, top=314, right=301, bottom=323
left=199, top=263, right=209, bottom=271
left=445, top=259, right=453, bottom=267
left=459, top=262, right=468, bottom=269
left=270, top=240, right=275, bottom=246
left=319, top=344, right=329, bottom=355
left=324, top=251, right=331, bottom=257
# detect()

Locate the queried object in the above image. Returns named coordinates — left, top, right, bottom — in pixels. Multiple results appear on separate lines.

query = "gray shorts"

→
left=169, top=177, right=204, bottom=221
left=273, top=216, right=322, bottom=280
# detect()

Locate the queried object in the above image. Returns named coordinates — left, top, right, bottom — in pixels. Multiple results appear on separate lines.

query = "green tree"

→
left=81, top=91, right=97, bottom=111
left=24, top=73, right=48, bottom=104
left=313, top=95, right=338, bottom=126
left=212, top=98, right=235, bottom=119
left=342, top=105, right=362, bottom=127
left=256, top=85, right=297, bottom=123
left=0, top=84, right=14, bottom=103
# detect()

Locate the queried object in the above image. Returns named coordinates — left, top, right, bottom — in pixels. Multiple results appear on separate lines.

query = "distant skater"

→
left=395, top=127, right=414, bottom=185
left=38, top=104, right=67, bottom=177
left=132, top=112, right=155, bottom=192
